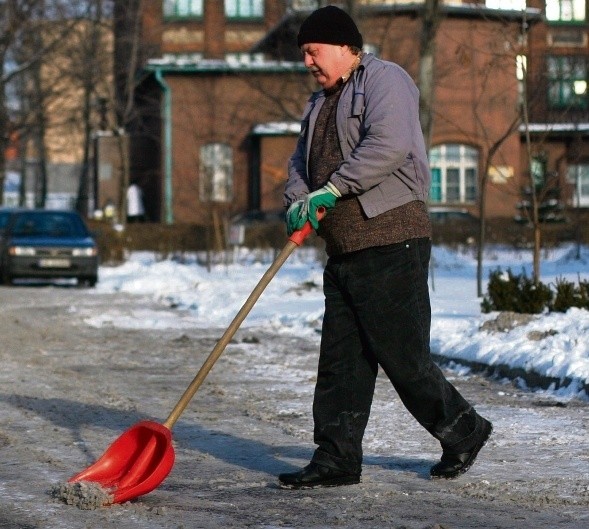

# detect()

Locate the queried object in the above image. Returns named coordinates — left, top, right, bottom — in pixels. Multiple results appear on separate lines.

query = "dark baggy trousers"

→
left=311, top=238, right=484, bottom=475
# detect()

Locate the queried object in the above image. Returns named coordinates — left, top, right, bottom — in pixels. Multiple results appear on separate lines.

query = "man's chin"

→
left=313, top=75, right=328, bottom=87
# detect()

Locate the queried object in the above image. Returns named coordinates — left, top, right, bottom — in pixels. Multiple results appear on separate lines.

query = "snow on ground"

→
left=89, top=243, right=589, bottom=400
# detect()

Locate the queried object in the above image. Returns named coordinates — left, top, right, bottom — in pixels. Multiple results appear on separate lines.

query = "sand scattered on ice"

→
left=52, top=481, right=114, bottom=510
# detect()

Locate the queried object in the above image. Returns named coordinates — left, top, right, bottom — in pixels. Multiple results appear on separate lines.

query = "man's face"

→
left=301, top=43, right=352, bottom=89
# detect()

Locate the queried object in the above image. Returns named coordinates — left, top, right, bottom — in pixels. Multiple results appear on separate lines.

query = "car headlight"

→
left=72, top=247, right=97, bottom=257
left=9, top=246, right=36, bottom=256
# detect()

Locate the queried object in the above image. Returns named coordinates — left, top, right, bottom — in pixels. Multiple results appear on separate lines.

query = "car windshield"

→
left=11, top=212, right=88, bottom=238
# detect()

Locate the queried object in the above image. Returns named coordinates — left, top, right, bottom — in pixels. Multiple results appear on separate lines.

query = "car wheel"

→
left=78, top=276, right=97, bottom=288
left=1, top=269, right=12, bottom=285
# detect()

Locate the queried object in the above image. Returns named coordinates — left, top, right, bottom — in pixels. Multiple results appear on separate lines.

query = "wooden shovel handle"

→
left=163, top=207, right=325, bottom=429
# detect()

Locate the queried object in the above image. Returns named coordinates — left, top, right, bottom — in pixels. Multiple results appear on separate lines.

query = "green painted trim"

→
left=154, top=69, right=174, bottom=225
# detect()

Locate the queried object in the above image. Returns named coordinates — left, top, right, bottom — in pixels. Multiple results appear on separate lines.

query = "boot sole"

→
left=279, top=475, right=361, bottom=489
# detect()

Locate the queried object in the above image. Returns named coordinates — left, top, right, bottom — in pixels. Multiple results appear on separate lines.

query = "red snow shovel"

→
left=68, top=210, right=324, bottom=504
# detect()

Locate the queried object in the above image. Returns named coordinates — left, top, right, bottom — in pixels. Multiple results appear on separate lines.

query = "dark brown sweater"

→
left=308, top=81, right=432, bottom=257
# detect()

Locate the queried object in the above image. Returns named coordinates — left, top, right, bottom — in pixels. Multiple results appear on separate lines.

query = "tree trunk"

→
left=0, top=76, right=7, bottom=205
left=476, top=166, right=490, bottom=298
left=418, top=0, right=440, bottom=151
left=519, top=27, right=541, bottom=284
left=116, top=131, right=129, bottom=227
left=76, top=90, right=92, bottom=216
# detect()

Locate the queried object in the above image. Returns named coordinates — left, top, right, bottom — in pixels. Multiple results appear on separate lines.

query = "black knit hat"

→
left=297, top=5, right=363, bottom=49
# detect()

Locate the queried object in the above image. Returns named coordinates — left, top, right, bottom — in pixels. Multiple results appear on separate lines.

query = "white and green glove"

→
left=298, top=183, right=341, bottom=230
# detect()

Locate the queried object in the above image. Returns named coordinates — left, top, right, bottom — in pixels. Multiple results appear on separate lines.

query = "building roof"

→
left=523, top=123, right=589, bottom=134
left=362, top=3, right=543, bottom=21
left=251, top=122, right=301, bottom=136
left=145, top=58, right=307, bottom=74
left=253, top=4, right=544, bottom=59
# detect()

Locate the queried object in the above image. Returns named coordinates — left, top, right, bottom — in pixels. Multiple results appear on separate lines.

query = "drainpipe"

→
left=154, top=68, right=174, bottom=224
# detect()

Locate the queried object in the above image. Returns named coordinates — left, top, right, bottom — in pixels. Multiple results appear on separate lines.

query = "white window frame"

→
left=545, top=0, right=586, bottom=22
left=225, top=0, right=264, bottom=19
left=199, top=143, right=233, bottom=203
left=546, top=55, right=588, bottom=110
left=567, top=164, right=589, bottom=207
left=516, top=54, right=527, bottom=106
left=485, top=0, right=526, bottom=10
left=429, top=144, right=479, bottom=205
left=163, top=0, right=204, bottom=18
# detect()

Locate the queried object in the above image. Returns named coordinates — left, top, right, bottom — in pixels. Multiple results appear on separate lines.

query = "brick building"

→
left=525, top=0, right=589, bottom=217
left=117, top=0, right=588, bottom=225
left=8, top=19, right=113, bottom=211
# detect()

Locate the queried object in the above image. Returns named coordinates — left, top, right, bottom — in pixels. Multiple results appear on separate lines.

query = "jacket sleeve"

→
left=329, top=63, right=423, bottom=197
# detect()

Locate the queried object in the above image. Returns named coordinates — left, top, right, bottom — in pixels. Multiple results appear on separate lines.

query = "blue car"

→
left=0, top=209, right=99, bottom=286
left=0, top=207, right=14, bottom=232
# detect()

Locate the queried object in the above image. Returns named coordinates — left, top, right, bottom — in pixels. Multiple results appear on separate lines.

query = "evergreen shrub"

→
left=482, top=269, right=589, bottom=314
left=551, top=277, right=589, bottom=312
left=481, top=268, right=553, bottom=314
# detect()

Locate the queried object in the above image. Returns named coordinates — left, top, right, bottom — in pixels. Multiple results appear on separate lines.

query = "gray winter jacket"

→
left=284, top=53, right=430, bottom=218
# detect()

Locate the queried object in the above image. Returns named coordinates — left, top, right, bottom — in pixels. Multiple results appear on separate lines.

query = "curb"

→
left=432, top=353, right=589, bottom=398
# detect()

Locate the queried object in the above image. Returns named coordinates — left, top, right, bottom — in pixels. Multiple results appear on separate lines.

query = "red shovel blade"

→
left=68, top=420, right=175, bottom=504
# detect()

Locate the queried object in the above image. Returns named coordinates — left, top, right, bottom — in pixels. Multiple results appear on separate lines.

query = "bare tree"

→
left=18, top=0, right=51, bottom=208
left=0, top=0, right=43, bottom=204
left=519, top=63, right=574, bottom=284
left=476, top=115, right=522, bottom=296
left=465, top=12, right=570, bottom=292
left=419, top=0, right=441, bottom=151
left=72, top=0, right=111, bottom=216
left=473, top=19, right=527, bottom=296
left=429, top=10, right=554, bottom=295
left=1, top=0, right=100, bottom=208
left=520, top=60, right=542, bottom=282
left=515, top=12, right=580, bottom=284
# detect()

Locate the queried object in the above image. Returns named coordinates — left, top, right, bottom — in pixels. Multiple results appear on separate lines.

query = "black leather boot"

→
left=279, top=462, right=361, bottom=489
left=430, top=418, right=493, bottom=479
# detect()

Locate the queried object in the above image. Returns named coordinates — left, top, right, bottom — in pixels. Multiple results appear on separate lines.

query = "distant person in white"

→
left=127, top=183, right=146, bottom=223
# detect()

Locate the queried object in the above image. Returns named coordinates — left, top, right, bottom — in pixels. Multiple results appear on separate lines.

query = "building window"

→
left=567, top=164, right=589, bottom=207
left=516, top=54, right=527, bottom=105
left=530, top=156, right=547, bottom=188
left=360, top=0, right=418, bottom=4
left=545, top=0, right=586, bottom=22
left=485, top=0, right=526, bottom=10
left=429, top=144, right=478, bottom=204
left=163, top=0, right=203, bottom=18
left=547, top=56, right=588, bottom=110
left=291, top=0, right=320, bottom=8
left=200, top=143, right=233, bottom=203
left=225, top=0, right=264, bottom=19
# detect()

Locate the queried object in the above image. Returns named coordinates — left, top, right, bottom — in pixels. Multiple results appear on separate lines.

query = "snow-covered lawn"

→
left=91, top=244, right=589, bottom=400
